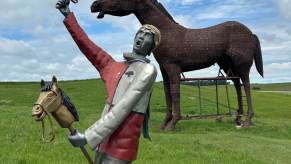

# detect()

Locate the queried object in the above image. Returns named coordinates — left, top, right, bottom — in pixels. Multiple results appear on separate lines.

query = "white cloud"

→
left=265, top=62, right=291, bottom=74
left=98, top=15, right=141, bottom=32
left=196, top=1, right=266, bottom=20
left=0, top=38, right=35, bottom=58
left=180, top=0, right=203, bottom=5
left=278, top=0, right=291, bottom=19
left=160, top=0, right=203, bottom=5
left=0, top=0, right=291, bottom=84
left=182, top=65, right=220, bottom=78
left=174, top=15, right=197, bottom=28
left=251, top=62, right=291, bottom=83
left=0, top=0, right=59, bottom=30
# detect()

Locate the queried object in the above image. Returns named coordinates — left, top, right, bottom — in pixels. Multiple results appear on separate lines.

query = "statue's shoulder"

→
left=142, top=63, right=157, bottom=78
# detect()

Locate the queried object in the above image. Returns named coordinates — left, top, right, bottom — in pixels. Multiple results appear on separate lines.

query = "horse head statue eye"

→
left=47, top=93, right=54, bottom=97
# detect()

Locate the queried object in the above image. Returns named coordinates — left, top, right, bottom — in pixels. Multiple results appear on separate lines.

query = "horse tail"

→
left=253, top=34, right=264, bottom=77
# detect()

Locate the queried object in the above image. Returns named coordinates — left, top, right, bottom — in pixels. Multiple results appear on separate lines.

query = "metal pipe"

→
left=225, top=82, right=231, bottom=114
left=198, top=80, right=202, bottom=116
left=215, top=80, right=219, bottom=115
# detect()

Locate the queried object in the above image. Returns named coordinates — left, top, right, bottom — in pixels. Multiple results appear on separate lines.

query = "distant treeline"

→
left=181, top=80, right=230, bottom=86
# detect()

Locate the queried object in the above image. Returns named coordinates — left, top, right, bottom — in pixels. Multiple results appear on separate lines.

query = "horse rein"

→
left=33, top=91, right=63, bottom=142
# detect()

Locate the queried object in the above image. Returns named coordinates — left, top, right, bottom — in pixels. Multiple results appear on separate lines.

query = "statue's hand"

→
left=56, top=0, right=71, bottom=17
left=68, top=130, right=87, bottom=147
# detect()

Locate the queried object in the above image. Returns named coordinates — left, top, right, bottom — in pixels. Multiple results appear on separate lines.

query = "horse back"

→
left=154, top=21, right=256, bottom=71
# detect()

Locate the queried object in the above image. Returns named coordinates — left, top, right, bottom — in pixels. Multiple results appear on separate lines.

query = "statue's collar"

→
left=123, top=52, right=150, bottom=63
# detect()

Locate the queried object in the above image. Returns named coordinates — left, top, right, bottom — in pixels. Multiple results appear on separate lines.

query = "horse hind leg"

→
left=218, top=61, right=244, bottom=126
left=233, top=78, right=244, bottom=127
left=241, top=75, right=254, bottom=127
left=226, top=46, right=254, bottom=127
left=160, top=69, right=173, bottom=130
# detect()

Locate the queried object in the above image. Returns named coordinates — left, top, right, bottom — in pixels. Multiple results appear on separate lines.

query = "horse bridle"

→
left=33, top=90, right=63, bottom=142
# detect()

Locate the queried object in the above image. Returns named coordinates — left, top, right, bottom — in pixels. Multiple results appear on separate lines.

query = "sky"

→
left=0, top=0, right=291, bottom=83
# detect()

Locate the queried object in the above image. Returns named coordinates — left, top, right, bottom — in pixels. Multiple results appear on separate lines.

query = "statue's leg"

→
left=98, top=153, right=131, bottom=164
left=160, top=68, right=173, bottom=130
left=164, top=64, right=182, bottom=131
left=241, top=75, right=254, bottom=127
left=233, top=78, right=243, bottom=127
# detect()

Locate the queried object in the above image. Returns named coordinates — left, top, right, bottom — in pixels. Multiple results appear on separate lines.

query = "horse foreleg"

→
left=164, top=82, right=182, bottom=131
left=241, top=76, right=254, bottom=127
left=160, top=69, right=173, bottom=130
left=164, top=66, right=182, bottom=131
left=233, top=78, right=243, bottom=127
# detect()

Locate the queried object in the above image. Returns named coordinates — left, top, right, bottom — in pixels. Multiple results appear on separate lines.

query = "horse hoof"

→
left=160, top=120, right=171, bottom=130
left=235, top=125, right=243, bottom=129
left=164, top=118, right=180, bottom=131
left=234, top=117, right=243, bottom=125
left=242, top=121, right=252, bottom=128
left=160, top=123, right=167, bottom=130
left=164, top=123, right=175, bottom=131
left=160, top=115, right=173, bottom=130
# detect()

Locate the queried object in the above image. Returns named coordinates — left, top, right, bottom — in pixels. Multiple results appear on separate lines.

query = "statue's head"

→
left=133, top=24, right=161, bottom=56
left=91, top=0, right=138, bottom=18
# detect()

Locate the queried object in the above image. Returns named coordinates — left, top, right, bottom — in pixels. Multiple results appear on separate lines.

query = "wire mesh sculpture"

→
left=90, top=0, right=264, bottom=130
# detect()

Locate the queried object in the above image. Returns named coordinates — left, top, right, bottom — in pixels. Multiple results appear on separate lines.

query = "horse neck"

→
left=53, top=93, right=65, bottom=112
left=134, top=1, right=175, bottom=29
left=55, top=104, right=65, bottom=112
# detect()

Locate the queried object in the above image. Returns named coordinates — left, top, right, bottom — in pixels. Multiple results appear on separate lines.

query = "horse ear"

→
left=41, top=79, right=45, bottom=88
left=52, top=76, right=58, bottom=86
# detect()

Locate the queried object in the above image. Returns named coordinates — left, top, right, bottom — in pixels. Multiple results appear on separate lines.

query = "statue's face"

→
left=133, top=29, right=154, bottom=56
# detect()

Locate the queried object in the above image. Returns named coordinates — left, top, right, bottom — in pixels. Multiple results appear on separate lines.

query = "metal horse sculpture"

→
left=90, top=0, right=264, bottom=130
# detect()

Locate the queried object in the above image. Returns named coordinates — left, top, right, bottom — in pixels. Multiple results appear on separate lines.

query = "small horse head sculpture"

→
left=32, top=76, right=78, bottom=129
left=32, top=76, right=60, bottom=121
left=31, top=77, right=94, bottom=163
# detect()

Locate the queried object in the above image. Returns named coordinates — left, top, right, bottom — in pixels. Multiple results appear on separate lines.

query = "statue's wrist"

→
left=62, top=8, right=71, bottom=17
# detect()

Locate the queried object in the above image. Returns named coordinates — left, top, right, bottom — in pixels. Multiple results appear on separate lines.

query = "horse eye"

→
left=47, top=93, right=54, bottom=97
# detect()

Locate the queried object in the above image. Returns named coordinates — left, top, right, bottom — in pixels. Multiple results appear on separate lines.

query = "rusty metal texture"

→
left=90, top=0, right=264, bottom=130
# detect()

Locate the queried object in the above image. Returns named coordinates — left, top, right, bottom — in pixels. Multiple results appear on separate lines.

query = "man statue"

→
left=56, top=0, right=160, bottom=163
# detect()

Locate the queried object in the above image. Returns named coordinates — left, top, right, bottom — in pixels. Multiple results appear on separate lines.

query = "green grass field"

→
left=1, top=80, right=291, bottom=164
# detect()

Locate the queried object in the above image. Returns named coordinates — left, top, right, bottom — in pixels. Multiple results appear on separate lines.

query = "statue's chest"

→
left=111, top=63, right=141, bottom=104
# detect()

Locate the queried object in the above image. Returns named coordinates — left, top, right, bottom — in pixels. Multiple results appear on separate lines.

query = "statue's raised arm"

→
left=56, top=0, right=115, bottom=74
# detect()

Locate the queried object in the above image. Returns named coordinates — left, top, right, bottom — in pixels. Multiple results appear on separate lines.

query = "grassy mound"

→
left=0, top=80, right=291, bottom=163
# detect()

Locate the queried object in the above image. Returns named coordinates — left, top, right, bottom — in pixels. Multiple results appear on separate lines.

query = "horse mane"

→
left=41, top=82, right=79, bottom=121
left=41, top=82, right=53, bottom=92
left=151, top=0, right=178, bottom=24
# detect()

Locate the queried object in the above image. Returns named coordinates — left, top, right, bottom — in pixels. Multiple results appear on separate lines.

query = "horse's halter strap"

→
left=33, top=90, right=63, bottom=142
left=34, top=90, right=62, bottom=111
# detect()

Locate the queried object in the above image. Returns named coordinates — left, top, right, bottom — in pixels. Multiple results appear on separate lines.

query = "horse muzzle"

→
left=32, top=104, right=46, bottom=121
left=91, top=1, right=102, bottom=13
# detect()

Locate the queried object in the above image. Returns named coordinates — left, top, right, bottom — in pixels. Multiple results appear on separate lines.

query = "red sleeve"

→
left=63, top=12, right=115, bottom=73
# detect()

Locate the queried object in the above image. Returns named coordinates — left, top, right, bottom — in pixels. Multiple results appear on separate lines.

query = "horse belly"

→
left=180, top=46, right=223, bottom=70
left=180, top=59, right=216, bottom=72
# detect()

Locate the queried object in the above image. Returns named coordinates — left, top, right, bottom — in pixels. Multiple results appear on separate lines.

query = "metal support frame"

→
left=181, top=69, right=240, bottom=120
